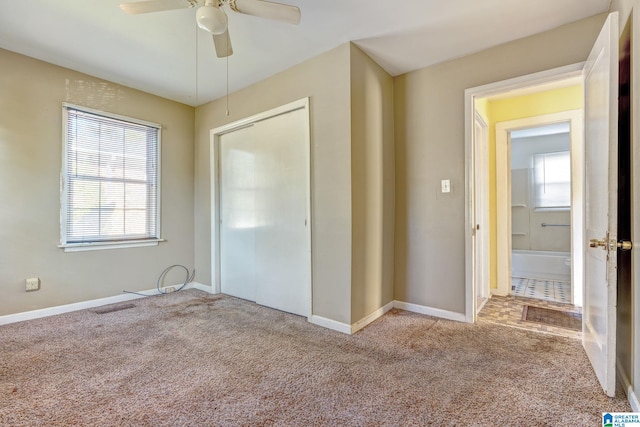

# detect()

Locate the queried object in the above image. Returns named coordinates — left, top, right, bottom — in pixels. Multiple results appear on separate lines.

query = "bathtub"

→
left=512, top=250, right=571, bottom=281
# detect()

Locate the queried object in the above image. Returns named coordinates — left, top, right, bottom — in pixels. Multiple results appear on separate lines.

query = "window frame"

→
left=59, top=103, right=163, bottom=252
left=531, top=149, right=571, bottom=212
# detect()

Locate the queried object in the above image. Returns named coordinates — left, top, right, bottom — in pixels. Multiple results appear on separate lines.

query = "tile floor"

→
left=511, top=277, right=571, bottom=304
left=478, top=295, right=581, bottom=339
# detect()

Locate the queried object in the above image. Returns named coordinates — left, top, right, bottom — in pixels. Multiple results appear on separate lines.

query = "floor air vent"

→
left=94, top=303, right=136, bottom=315
left=522, top=305, right=581, bottom=331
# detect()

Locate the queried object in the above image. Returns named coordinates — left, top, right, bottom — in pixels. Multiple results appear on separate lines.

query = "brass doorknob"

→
left=589, top=238, right=633, bottom=251
left=617, top=240, right=633, bottom=251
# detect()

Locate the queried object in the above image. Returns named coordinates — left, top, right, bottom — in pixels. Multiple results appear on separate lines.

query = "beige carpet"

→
left=0, top=290, right=631, bottom=426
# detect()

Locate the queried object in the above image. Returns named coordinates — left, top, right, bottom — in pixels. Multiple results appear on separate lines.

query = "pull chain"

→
left=195, top=24, right=199, bottom=106
left=225, top=47, right=230, bottom=116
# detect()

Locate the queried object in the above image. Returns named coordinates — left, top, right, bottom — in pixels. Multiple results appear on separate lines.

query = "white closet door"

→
left=253, top=108, right=310, bottom=317
left=219, top=125, right=257, bottom=302
left=218, top=107, right=310, bottom=317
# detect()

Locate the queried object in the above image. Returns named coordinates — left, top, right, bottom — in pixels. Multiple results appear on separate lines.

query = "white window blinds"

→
left=61, top=104, right=160, bottom=245
left=532, top=151, right=571, bottom=210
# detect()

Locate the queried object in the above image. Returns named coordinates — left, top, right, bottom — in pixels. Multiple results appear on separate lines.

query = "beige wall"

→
left=0, top=48, right=195, bottom=316
left=349, top=45, right=395, bottom=323
left=393, top=14, right=606, bottom=314
left=611, top=0, right=635, bottom=23
left=194, top=44, right=354, bottom=324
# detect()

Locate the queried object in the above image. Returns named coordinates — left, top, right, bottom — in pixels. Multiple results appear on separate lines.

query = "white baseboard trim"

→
left=0, top=282, right=200, bottom=326
left=393, top=300, right=466, bottom=322
left=192, top=282, right=217, bottom=294
left=476, top=296, right=490, bottom=313
left=309, top=315, right=352, bottom=334
left=309, top=301, right=394, bottom=335
left=629, top=388, right=640, bottom=413
left=310, top=300, right=466, bottom=334
left=617, top=358, right=640, bottom=412
left=351, top=301, right=394, bottom=334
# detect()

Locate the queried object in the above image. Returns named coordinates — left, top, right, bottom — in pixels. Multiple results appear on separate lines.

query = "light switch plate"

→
left=441, top=179, right=451, bottom=193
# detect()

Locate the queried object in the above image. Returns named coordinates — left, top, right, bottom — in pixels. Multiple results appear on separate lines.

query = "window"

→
left=532, top=150, right=570, bottom=210
left=60, top=104, right=161, bottom=250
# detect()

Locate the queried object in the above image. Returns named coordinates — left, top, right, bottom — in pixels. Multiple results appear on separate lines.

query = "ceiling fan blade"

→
left=120, top=0, right=198, bottom=14
left=230, top=0, right=300, bottom=25
left=213, top=30, right=233, bottom=58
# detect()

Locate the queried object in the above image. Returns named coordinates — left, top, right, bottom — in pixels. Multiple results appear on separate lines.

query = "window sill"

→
left=58, top=239, right=165, bottom=252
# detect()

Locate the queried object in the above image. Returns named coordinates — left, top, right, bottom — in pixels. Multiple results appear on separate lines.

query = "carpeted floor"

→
left=0, top=290, right=631, bottom=426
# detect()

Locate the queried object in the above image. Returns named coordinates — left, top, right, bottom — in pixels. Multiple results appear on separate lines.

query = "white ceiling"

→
left=0, top=0, right=610, bottom=106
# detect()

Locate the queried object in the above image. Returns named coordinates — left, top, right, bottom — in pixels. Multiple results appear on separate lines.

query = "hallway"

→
left=478, top=295, right=581, bottom=339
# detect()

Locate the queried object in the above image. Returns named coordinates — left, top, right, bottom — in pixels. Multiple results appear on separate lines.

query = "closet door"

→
left=219, top=125, right=257, bottom=302
left=253, top=108, right=310, bottom=317
left=218, top=107, right=310, bottom=317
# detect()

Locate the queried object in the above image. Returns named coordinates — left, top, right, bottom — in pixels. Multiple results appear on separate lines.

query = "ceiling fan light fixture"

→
left=196, top=5, right=228, bottom=35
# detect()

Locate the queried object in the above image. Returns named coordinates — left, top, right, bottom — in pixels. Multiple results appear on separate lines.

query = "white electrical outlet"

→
left=26, top=277, right=40, bottom=292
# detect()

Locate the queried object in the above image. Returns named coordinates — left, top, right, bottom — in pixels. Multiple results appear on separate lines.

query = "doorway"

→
left=495, top=111, right=583, bottom=306
left=463, top=63, right=584, bottom=322
left=475, top=109, right=584, bottom=340
left=466, top=13, right=624, bottom=399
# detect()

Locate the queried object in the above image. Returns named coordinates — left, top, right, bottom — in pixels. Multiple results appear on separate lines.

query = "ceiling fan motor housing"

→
left=196, top=3, right=228, bottom=35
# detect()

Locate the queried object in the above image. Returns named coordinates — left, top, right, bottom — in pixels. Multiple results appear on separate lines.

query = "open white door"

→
left=582, top=12, right=619, bottom=397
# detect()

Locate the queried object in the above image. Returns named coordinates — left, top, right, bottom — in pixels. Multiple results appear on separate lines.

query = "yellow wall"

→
left=489, top=85, right=583, bottom=121
left=485, top=85, right=583, bottom=289
left=476, top=97, right=490, bottom=121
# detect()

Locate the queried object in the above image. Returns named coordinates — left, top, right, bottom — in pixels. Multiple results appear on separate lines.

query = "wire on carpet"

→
left=123, top=264, right=195, bottom=297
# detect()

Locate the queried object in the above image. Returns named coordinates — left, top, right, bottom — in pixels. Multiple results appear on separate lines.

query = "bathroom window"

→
left=532, top=151, right=570, bottom=210
left=60, top=103, right=162, bottom=251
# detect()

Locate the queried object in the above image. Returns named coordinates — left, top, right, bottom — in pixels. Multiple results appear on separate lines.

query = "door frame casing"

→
left=473, top=112, right=490, bottom=307
left=464, top=63, right=584, bottom=322
left=631, top=5, right=640, bottom=412
left=209, top=98, right=313, bottom=318
left=494, top=111, right=584, bottom=303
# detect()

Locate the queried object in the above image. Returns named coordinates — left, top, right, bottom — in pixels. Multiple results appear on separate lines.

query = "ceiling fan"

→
left=120, top=0, right=301, bottom=58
